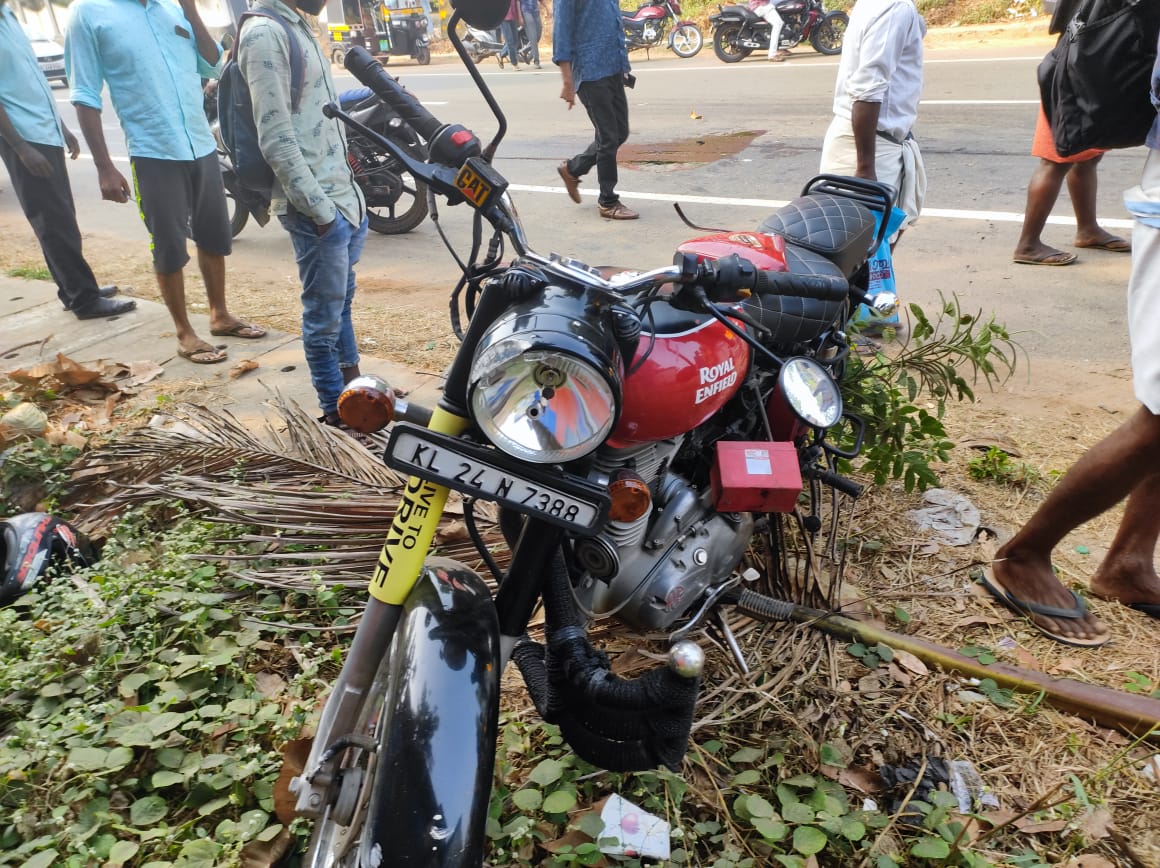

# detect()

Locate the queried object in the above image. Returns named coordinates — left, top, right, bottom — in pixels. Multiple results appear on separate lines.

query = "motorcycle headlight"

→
left=469, top=295, right=622, bottom=464
left=779, top=357, right=842, bottom=428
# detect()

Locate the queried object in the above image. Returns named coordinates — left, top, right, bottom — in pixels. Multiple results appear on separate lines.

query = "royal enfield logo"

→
left=695, top=358, right=738, bottom=404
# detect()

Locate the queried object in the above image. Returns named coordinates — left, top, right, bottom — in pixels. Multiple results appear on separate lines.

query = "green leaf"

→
left=148, top=711, right=188, bottom=735
left=783, top=774, right=816, bottom=788
left=733, top=769, right=761, bottom=786
left=155, top=748, right=186, bottom=769
left=129, top=795, right=169, bottom=826
left=67, top=747, right=108, bottom=772
left=18, top=853, right=58, bottom=868
left=840, top=818, right=866, bottom=841
left=528, top=758, right=564, bottom=787
left=237, top=810, right=269, bottom=841
left=257, top=823, right=284, bottom=842
left=197, top=796, right=231, bottom=816
left=893, top=606, right=911, bottom=624
left=782, top=802, right=815, bottom=824
left=745, top=795, right=775, bottom=819
left=819, top=743, right=847, bottom=768
left=752, top=817, right=788, bottom=842
left=151, top=770, right=185, bottom=788
left=542, top=789, right=577, bottom=814
left=792, top=826, right=828, bottom=856
left=576, top=811, right=606, bottom=839
left=106, top=747, right=134, bottom=770
left=910, top=836, right=951, bottom=860
left=511, top=788, right=543, bottom=812
left=108, top=840, right=140, bottom=865
left=729, top=746, right=763, bottom=764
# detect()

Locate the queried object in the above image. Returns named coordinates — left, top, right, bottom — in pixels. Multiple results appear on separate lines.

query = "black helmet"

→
left=0, top=513, right=97, bottom=607
left=452, top=0, right=508, bottom=31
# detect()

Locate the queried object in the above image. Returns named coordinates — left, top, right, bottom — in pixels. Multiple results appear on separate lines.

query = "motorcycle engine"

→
left=573, top=438, right=754, bottom=632
left=642, top=22, right=660, bottom=41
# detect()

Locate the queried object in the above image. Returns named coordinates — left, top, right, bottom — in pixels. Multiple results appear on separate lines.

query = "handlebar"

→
left=344, top=46, right=443, bottom=142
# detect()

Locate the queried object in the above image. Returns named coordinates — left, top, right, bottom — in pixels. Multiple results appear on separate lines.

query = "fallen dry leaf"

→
left=255, top=672, right=286, bottom=699
left=1061, top=857, right=1116, bottom=868
left=1013, top=647, right=1042, bottom=671
left=837, top=766, right=882, bottom=794
left=953, top=614, right=1004, bottom=628
left=892, top=649, right=929, bottom=677
left=1014, top=818, right=1069, bottom=834
left=273, top=738, right=312, bottom=824
left=125, top=360, right=165, bottom=386
left=1077, top=807, right=1114, bottom=840
left=434, top=519, right=469, bottom=544
left=240, top=829, right=293, bottom=868
left=230, top=359, right=260, bottom=379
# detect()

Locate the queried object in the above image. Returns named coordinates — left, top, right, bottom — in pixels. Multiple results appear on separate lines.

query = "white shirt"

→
left=831, top=0, right=926, bottom=143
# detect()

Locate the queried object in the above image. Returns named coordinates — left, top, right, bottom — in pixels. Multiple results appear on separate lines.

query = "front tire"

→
left=226, top=189, right=249, bottom=238
left=713, top=23, right=752, bottom=63
left=331, top=46, right=346, bottom=66
left=359, top=138, right=430, bottom=235
left=671, top=24, right=703, bottom=58
left=415, top=43, right=431, bottom=65
left=809, top=11, right=847, bottom=55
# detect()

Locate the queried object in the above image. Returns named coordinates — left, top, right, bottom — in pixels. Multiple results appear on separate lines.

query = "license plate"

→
left=454, top=163, right=493, bottom=208
left=42, top=61, right=64, bottom=71
left=386, top=425, right=607, bottom=534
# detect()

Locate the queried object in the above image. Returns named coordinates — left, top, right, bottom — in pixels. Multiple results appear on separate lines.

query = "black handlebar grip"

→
left=814, top=468, right=864, bottom=499
left=751, top=269, right=851, bottom=302
left=344, top=46, right=443, bottom=142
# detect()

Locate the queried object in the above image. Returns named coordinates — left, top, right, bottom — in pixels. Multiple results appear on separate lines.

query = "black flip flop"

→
left=976, top=566, right=1109, bottom=648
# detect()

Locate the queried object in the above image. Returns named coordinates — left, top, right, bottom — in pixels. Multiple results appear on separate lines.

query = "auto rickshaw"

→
left=327, top=0, right=433, bottom=65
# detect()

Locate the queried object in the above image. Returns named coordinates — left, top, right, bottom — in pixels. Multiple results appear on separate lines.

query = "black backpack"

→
left=217, top=10, right=306, bottom=196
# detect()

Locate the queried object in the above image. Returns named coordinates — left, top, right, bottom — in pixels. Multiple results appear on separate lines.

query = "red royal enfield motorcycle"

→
left=623, top=0, right=704, bottom=58
left=291, top=11, right=898, bottom=863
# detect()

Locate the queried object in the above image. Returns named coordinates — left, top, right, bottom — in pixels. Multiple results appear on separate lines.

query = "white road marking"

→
left=509, top=183, right=1134, bottom=229
left=921, top=99, right=1039, bottom=105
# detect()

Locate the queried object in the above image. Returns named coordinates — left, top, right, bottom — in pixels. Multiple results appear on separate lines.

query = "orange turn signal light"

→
left=337, top=375, right=397, bottom=434
left=607, top=469, right=652, bottom=523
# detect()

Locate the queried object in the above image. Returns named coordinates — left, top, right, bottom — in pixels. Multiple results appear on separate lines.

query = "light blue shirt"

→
left=65, top=0, right=221, bottom=161
left=0, top=6, right=64, bottom=148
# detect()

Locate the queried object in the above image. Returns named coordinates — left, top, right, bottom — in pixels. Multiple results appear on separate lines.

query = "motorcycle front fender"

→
left=359, top=556, right=500, bottom=868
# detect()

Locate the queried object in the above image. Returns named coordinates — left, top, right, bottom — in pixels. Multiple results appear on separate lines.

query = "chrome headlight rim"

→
left=469, top=332, right=621, bottom=465
left=778, top=356, right=843, bottom=429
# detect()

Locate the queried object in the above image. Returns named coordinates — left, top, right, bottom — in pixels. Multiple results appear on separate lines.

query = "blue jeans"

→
left=278, top=211, right=369, bottom=415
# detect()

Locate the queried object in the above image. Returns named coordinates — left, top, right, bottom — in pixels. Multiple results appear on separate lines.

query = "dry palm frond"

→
left=71, top=396, right=502, bottom=589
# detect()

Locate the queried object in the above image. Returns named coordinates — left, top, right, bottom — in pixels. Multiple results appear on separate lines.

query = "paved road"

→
left=13, top=39, right=1143, bottom=364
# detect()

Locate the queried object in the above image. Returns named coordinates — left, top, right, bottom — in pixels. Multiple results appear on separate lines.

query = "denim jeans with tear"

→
left=278, top=211, right=369, bottom=416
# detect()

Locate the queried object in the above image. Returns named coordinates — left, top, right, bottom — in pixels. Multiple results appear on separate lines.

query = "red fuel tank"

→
left=676, top=230, right=789, bottom=271
left=609, top=315, right=751, bottom=447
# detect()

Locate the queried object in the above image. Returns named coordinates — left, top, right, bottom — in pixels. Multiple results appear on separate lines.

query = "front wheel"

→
left=670, top=24, right=703, bottom=58
left=414, top=42, right=431, bottom=65
left=809, top=11, right=847, bottom=55
left=713, top=23, right=751, bottom=63
left=331, top=46, right=346, bottom=66
left=225, top=188, right=249, bottom=238
left=357, top=137, right=430, bottom=235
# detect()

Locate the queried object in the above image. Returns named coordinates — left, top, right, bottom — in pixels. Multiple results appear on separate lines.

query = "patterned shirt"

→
left=237, top=0, right=363, bottom=227
left=65, top=0, right=220, bottom=161
left=552, top=0, right=629, bottom=89
left=0, top=6, right=63, bottom=148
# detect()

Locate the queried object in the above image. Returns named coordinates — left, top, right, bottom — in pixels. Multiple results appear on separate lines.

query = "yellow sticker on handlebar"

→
left=455, top=164, right=493, bottom=209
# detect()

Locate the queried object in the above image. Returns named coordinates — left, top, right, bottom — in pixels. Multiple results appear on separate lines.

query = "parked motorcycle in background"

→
left=622, top=0, right=704, bottom=58
left=207, top=83, right=429, bottom=237
left=711, top=0, right=847, bottom=61
left=461, top=23, right=533, bottom=66
left=289, top=13, right=901, bottom=860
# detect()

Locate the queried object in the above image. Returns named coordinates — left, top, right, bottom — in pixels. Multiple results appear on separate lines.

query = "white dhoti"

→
left=819, top=115, right=927, bottom=231
left=1123, top=150, right=1160, bottom=414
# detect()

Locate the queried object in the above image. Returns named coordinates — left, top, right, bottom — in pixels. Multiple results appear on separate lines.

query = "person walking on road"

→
left=1011, top=108, right=1131, bottom=266
left=978, top=49, right=1160, bottom=647
left=818, top=0, right=927, bottom=240
left=553, top=0, right=638, bottom=220
left=237, top=0, right=370, bottom=427
left=500, top=0, right=523, bottom=70
left=65, top=0, right=265, bottom=364
left=0, top=0, right=135, bottom=321
left=521, top=0, right=543, bottom=69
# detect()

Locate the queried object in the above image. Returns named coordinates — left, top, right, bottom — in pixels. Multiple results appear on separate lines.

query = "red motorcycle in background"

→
left=622, top=0, right=704, bottom=58
left=711, top=0, right=847, bottom=62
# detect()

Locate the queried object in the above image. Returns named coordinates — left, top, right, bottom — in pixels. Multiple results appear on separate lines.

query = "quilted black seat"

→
left=758, top=193, right=877, bottom=279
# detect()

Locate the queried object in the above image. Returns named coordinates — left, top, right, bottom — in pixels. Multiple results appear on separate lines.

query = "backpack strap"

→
left=236, top=10, right=306, bottom=112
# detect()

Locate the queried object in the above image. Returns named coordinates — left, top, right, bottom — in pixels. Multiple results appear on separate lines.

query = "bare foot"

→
left=1011, top=242, right=1078, bottom=266
left=1073, top=230, right=1130, bottom=252
left=988, top=547, right=1109, bottom=644
left=1089, top=556, right=1160, bottom=610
